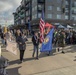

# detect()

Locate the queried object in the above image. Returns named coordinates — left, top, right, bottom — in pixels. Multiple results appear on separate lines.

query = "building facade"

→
left=13, top=0, right=76, bottom=29
left=13, top=0, right=25, bottom=26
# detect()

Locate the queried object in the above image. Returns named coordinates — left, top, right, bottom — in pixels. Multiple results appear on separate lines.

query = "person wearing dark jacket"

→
left=57, top=31, right=66, bottom=54
left=32, top=32, right=39, bottom=59
left=16, top=30, right=27, bottom=63
left=1, top=32, right=6, bottom=45
left=0, top=28, right=2, bottom=37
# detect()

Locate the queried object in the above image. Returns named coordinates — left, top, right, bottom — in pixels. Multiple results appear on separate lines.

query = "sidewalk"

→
left=34, top=65, right=76, bottom=75
left=1, top=39, right=76, bottom=75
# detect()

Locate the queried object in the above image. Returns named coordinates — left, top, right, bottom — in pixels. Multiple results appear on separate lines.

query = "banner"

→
left=6, top=40, right=18, bottom=55
left=40, top=28, right=54, bottom=52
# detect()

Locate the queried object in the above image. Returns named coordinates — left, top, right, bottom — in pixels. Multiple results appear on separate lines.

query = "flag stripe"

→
left=39, top=17, right=45, bottom=43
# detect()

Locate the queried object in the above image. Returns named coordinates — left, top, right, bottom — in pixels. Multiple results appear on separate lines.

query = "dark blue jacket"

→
left=16, top=36, right=26, bottom=50
left=32, top=35, right=39, bottom=46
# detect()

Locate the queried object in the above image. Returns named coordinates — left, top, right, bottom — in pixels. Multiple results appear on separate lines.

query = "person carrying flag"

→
left=32, top=32, right=40, bottom=59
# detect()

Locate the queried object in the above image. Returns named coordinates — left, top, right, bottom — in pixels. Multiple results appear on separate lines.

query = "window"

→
left=57, top=14, right=61, bottom=19
left=17, top=22, right=18, bottom=25
left=47, top=14, right=52, bottom=18
left=32, top=7, right=34, bottom=12
left=38, top=4, right=44, bottom=10
left=48, top=0, right=52, bottom=2
left=32, top=14, right=37, bottom=20
left=74, top=2, right=76, bottom=6
left=26, top=4, right=29, bottom=8
left=74, top=9, right=76, bottom=13
left=65, top=15, right=68, bottom=19
left=72, top=16, right=76, bottom=20
left=21, top=19, right=24, bottom=24
left=38, top=0, right=44, bottom=2
left=34, top=14, right=37, bottom=19
left=66, top=1, right=69, bottom=5
left=35, top=6, right=37, bottom=10
left=38, top=5, right=42, bottom=8
left=74, top=17, right=76, bottom=20
left=32, top=6, right=37, bottom=12
left=26, top=11, right=29, bottom=16
left=65, top=8, right=69, bottom=12
left=28, top=11, right=30, bottom=16
left=57, top=7, right=61, bottom=11
left=32, top=0, right=37, bottom=4
left=32, top=15, right=34, bottom=20
left=48, top=6, right=52, bottom=10
left=38, top=13, right=42, bottom=18
left=21, top=0, right=25, bottom=6
left=57, top=0, right=61, bottom=3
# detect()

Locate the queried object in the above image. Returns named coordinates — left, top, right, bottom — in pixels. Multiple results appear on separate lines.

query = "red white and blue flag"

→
left=39, top=10, right=45, bottom=43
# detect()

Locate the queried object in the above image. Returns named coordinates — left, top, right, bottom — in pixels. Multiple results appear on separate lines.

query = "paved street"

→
left=0, top=0, right=76, bottom=75
left=1, top=40, right=76, bottom=75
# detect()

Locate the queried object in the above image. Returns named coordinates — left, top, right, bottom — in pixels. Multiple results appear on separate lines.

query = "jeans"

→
left=32, top=45, right=39, bottom=58
left=1, top=39, right=5, bottom=45
left=20, top=50, right=25, bottom=61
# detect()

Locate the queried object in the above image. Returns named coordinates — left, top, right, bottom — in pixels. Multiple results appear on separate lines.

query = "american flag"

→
left=39, top=10, right=45, bottom=43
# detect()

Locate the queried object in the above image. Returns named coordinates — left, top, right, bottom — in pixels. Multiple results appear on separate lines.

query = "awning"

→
left=58, top=25, right=65, bottom=28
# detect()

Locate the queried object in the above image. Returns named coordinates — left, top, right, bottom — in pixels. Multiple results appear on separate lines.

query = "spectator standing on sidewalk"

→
left=16, top=30, right=27, bottom=63
left=0, top=26, right=2, bottom=38
left=32, top=32, right=39, bottom=59
left=1, top=32, right=6, bottom=45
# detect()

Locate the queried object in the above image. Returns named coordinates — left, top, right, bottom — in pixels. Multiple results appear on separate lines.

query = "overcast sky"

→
left=0, top=0, right=21, bottom=26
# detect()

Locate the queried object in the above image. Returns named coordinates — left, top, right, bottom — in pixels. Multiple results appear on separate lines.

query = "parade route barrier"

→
left=6, top=40, right=17, bottom=55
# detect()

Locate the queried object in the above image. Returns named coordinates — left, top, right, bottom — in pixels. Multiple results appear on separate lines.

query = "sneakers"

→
left=32, top=55, right=34, bottom=57
left=58, top=48, right=60, bottom=52
left=47, top=54, right=50, bottom=56
left=36, top=57, right=39, bottom=60
left=19, top=60, right=23, bottom=63
left=57, top=48, right=65, bottom=54
left=61, top=51, right=65, bottom=54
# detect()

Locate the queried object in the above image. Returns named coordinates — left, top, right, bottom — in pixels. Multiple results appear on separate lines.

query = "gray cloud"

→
left=0, top=0, right=21, bottom=26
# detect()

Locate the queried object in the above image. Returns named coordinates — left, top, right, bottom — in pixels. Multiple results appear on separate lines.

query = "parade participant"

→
left=7, top=30, right=13, bottom=41
left=15, top=29, right=22, bottom=41
left=5, top=29, right=15, bottom=46
left=0, top=26, right=2, bottom=37
left=32, top=32, right=39, bottom=59
left=16, top=30, right=27, bottom=63
left=13, top=29, right=17, bottom=38
left=54, top=30, right=58, bottom=46
left=57, top=30, right=66, bottom=53
left=1, top=32, right=6, bottom=45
